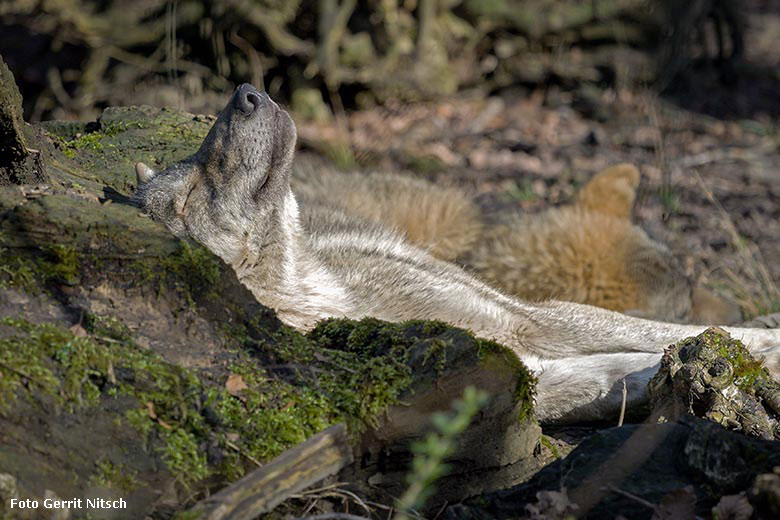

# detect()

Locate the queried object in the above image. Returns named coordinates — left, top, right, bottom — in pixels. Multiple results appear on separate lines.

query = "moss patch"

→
left=134, top=240, right=223, bottom=309
left=712, top=334, right=768, bottom=392
left=0, top=243, right=82, bottom=292
left=0, top=312, right=537, bottom=493
left=0, top=209, right=220, bottom=310
left=89, top=459, right=141, bottom=494
left=0, top=317, right=337, bottom=488
left=475, top=337, right=537, bottom=422
left=41, top=106, right=212, bottom=193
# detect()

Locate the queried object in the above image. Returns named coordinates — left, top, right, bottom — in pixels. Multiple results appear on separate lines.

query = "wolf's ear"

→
left=575, top=163, right=640, bottom=220
left=135, top=162, right=157, bottom=184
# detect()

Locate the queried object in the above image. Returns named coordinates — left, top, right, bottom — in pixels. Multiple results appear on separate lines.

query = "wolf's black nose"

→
left=235, top=84, right=268, bottom=115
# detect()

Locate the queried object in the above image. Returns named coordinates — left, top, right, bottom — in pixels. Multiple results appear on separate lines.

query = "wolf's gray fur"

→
left=133, top=85, right=780, bottom=423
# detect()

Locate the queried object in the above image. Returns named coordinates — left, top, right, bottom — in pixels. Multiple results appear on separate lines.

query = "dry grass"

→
left=694, top=171, right=780, bottom=319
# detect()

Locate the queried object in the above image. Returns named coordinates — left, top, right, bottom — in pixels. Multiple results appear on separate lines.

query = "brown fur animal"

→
left=292, top=160, right=481, bottom=261
left=467, top=164, right=741, bottom=323
left=293, top=162, right=740, bottom=324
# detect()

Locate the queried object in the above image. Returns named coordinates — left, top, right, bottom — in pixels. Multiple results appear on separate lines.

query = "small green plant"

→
left=658, top=184, right=680, bottom=219
left=89, top=459, right=141, bottom=493
left=506, top=179, right=537, bottom=203
left=394, top=386, right=489, bottom=520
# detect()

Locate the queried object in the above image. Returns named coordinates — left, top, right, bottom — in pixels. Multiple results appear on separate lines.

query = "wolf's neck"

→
left=233, top=189, right=354, bottom=329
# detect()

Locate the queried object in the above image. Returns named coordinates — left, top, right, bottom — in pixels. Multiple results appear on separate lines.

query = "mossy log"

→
left=0, top=92, right=539, bottom=516
left=648, top=327, right=780, bottom=439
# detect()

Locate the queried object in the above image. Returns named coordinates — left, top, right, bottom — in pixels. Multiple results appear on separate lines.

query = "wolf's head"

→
left=133, top=84, right=297, bottom=264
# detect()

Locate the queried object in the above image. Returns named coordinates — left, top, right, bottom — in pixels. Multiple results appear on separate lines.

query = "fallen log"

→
left=186, top=424, right=353, bottom=520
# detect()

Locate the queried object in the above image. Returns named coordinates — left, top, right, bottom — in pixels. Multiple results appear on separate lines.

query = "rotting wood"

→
left=185, top=424, right=354, bottom=520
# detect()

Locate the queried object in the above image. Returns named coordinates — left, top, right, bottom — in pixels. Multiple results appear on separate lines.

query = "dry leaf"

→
left=145, top=401, right=157, bottom=419
left=712, top=493, right=753, bottom=520
left=69, top=323, right=87, bottom=337
left=157, top=419, right=172, bottom=430
left=225, top=374, right=248, bottom=396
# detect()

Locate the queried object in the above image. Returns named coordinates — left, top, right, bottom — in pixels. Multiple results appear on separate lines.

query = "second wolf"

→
left=293, top=161, right=740, bottom=325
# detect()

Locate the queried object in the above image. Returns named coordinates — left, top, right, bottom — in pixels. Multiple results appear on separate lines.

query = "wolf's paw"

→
left=742, top=315, right=780, bottom=377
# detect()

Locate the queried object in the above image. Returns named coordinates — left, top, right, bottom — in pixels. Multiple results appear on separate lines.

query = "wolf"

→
left=292, top=161, right=741, bottom=325
left=132, top=84, right=780, bottom=423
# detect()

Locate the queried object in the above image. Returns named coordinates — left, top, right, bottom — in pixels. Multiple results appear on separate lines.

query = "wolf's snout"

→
left=235, top=84, right=269, bottom=115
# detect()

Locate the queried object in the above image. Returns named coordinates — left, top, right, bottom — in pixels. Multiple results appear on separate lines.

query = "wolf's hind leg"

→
left=529, top=352, right=661, bottom=424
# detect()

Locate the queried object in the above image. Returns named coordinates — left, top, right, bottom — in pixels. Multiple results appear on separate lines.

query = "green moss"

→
left=89, top=459, right=141, bottom=493
left=134, top=240, right=222, bottom=309
left=0, top=257, right=35, bottom=291
left=475, top=338, right=537, bottom=422
left=250, top=318, right=416, bottom=431
left=422, top=338, right=451, bottom=376
left=540, top=435, right=560, bottom=459
left=0, top=309, right=536, bottom=494
left=83, top=313, right=132, bottom=342
left=0, top=317, right=211, bottom=486
left=0, top=318, right=110, bottom=412
left=0, top=314, right=409, bottom=487
left=41, top=106, right=211, bottom=192
left=160, top=428, right=210, bottom=488
left=0, top=320, right=61, bottom=412
left=714, top=336, right=768, bottom=392
left=0, top=243, right=82, bottom=291
left=49, top=245, right=80, bottom=285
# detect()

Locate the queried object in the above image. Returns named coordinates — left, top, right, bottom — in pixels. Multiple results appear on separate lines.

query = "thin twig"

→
left=0, top=362, right=49, bottom=387
left=293, top=514, right=370, bottom=520
left=290, top=483, right=373, bottom=516
left=225, top=439, right=264, bottom=468
left=605, top=485, right=658, bottom=512
left=618, top=378, right=627, bottom=427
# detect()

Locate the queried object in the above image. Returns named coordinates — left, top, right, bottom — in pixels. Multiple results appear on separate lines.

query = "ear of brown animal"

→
left=689, top=286, right=743, bottom=325
left=575, top=163, right=641, bottom=220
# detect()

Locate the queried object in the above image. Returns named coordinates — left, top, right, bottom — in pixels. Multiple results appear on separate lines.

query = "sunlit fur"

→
left=134, top=86, right=779, bottom=423
left=293, top=162, right=740, bottom=324
left=292, top=160, right=482, bottom=262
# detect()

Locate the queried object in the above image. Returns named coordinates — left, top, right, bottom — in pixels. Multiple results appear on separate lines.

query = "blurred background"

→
left=1, top=0, right=779, bottom=316
left=1, top=0, right=779, bottom=121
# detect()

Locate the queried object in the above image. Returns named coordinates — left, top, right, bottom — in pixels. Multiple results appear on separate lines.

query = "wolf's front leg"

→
left=533, top=344, right=779, bottom=424
left=529, top=352, right=661, bottom=423
left=522, top=302, right=780, bottom=423
left=522, top=301, right=780, bottom=359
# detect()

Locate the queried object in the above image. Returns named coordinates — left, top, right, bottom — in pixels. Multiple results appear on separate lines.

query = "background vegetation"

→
left=1, top=0, right=772, bottom=121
